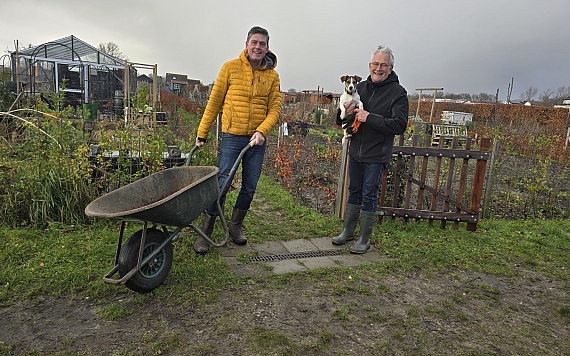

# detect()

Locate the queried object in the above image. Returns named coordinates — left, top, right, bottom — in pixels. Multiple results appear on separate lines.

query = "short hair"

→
left=371, top=45, right=394, bottom=66
left=247, top=26, right=270, bottom=44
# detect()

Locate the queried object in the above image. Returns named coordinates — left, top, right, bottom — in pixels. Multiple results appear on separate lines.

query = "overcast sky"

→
left=2, top=0, right=569, bottom=101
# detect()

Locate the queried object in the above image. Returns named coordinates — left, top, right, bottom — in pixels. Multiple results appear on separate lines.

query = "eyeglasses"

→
left=370, top=62, right=390, bottom=69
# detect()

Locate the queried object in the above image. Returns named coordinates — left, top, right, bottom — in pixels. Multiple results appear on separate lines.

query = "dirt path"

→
left=2, top=267, right=569, bottom=355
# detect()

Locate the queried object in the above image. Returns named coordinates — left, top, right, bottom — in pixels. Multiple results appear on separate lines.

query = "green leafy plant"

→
left=0, top=82, right=210, bottom=227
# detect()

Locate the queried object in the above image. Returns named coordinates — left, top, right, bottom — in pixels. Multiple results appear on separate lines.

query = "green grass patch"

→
left=97, top=303, right=133, bottom=321
left=374, top=218, right=570, bottom=279
left=1, top=167, right=569, bottom=307
left=246, top=326, right=303, bottom=354
left=0, top=222, right=123, bottom=302
left=331, top=304, right=353, bottom=321
left=558, top=305, right=570, bottom=323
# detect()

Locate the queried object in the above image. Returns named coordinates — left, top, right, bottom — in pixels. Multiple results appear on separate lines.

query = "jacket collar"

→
left=366, top=71, right=399, bottom=88
left=241, top=49, right=277, bottom=70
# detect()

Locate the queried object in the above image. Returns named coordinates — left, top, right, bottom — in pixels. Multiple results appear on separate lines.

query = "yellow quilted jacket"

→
left=197, top=49, right=281, bottom=140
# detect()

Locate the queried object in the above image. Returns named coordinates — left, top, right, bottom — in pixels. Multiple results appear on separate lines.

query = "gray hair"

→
left=371, top=45, right=394, bottom=66
left=247, top=26, right=270, bottom=44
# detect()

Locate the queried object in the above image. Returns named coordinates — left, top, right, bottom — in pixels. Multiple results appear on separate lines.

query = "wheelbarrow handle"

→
left=186, top=140, right=255, bottom=249
left=219, top=140, right=256, bottom=196
left=185, top=140, right=255, bottom=168
left=185, top=145, right=201, bottom=166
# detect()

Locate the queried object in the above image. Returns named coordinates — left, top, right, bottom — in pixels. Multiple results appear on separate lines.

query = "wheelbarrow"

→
left=85, top=141, right=255, bottom=293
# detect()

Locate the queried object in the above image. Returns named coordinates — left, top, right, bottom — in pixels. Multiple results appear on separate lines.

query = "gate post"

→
left=467, top=138, right=491, bottom=231
left=482, top=140, right=500, bottom=218
left=335, top=138, right=350, bottom=219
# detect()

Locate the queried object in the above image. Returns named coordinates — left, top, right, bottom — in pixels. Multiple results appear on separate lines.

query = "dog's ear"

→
left=340, top=75, right=347, bottom=83
left=355, top=75, right=362, bottom=82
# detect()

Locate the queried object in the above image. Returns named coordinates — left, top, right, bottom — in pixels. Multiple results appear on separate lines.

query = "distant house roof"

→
left=12, top=35, right=124, bottom=68
left=194, top=85, right=212, bottom=93
left=137, top=74, right=153, bottom=82
left=524, top=100, right=552, bottom=107
left=165, top=73, right=187, bottom=82
left=434, top=99, right=470, bottom=104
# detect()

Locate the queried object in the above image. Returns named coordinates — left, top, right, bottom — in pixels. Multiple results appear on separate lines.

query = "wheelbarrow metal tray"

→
left=85, top=166, right=219, bottom=227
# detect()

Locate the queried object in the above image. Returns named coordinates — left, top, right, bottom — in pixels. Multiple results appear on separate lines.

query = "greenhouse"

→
left=8, top=35, right=136, bottom=114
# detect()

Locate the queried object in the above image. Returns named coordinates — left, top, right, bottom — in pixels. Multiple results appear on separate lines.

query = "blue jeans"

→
left=206, top=133, right=266, bottom=216
left=347, top=157, right=385, bottom=212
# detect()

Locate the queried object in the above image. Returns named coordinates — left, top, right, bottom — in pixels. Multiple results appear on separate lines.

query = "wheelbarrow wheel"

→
left=118, top=228, right=173, bottom=293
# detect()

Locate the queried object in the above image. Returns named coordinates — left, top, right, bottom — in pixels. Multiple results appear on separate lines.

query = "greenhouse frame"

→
left=9, top=35, right=136, bottom=114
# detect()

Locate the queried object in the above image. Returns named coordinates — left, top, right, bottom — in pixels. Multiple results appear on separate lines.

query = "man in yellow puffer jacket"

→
left=194, top=26, right=281, bottom=255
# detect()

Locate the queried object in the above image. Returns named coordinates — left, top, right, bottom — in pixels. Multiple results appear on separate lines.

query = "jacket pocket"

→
left=224, top=102, right=235, bottom=130
left=254, top=76, right=270, bottom=97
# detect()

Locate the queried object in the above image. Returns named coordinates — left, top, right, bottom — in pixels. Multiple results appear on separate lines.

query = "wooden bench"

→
left=431, top=124, right=467, bottom=146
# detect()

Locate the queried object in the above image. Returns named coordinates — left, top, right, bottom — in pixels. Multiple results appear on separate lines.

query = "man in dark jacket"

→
left=333, top=45, right=409, bottom=253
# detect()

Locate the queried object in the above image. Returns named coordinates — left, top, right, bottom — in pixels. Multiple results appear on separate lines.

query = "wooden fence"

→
left=337, top=134, right=492, bottom=231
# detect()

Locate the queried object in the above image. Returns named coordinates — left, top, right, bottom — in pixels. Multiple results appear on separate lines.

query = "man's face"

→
left=369, top=52, right=393, bottom=83
left=246, top=33, right=268, bottom=63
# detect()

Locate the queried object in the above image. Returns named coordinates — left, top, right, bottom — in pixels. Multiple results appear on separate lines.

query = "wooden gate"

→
left=377, top=134, right=491, bottom=231
left=335, top=134, right=492, bottom=231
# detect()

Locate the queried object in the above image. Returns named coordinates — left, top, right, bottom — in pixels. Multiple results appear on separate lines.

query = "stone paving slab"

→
left=329, top=254, right=364, bottom=267
left=331, top=251, right=383, bottom=267
left=249, top=240, right=288, bottom=255
left=268, top=259, right=308, bottom=274
left=298, top=256, right=340, bottom=270
left=217, top=239, right=253, bottom=256
left=281, top=239, right=317, bottom=253
left=309, top=237, right=345, bottom=251
left=220, top=237, right=391, bottom=275
left=223, top=256, right=242, bottom=266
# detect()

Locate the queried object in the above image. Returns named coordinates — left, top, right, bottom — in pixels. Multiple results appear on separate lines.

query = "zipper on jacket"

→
left=249, top=74, right=255, bottom=133
left=357, top=87, right=376, bottom=161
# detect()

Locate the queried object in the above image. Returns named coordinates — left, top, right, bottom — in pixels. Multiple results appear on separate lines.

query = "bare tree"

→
left=407, top=93, right=419, bottom=101
left=472, top=92, right=495, bottom=102
left=519, top=86, right=538, bottom=102
left=555, top=86, right=570, bottom=103
left=539, top=88, right=554, bottom=102
left=98, top=41, right=129, bottom=61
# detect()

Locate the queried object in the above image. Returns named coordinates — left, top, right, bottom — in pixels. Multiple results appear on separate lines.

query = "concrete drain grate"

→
left=248, top=250, right=344, bottom=262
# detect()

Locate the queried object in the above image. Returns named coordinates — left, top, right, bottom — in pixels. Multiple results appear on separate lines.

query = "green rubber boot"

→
left=349, top=210, right=376, bottom=254
left=332, top=203, right=362, bottom=245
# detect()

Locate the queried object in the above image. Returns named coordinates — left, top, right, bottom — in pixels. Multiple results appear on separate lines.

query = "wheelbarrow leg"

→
left=104, top=222, right=181, bottom=289
left=113, top=221, right=127, bottom=265
left=190, top=198, right=230, bottom=248
left=135, top=221, right=149, bottom=273
left=104, top=221, right=150, bottom=285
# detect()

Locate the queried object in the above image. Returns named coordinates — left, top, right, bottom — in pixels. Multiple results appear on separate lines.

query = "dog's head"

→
left=340, top=75, right=362, bottom=95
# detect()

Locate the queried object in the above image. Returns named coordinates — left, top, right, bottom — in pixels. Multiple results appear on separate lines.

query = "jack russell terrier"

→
left=339, top=75, right=363, bottom=138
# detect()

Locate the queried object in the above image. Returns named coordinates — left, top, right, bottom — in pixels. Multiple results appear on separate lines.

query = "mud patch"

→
left=1, top=269, right=569, bottom=355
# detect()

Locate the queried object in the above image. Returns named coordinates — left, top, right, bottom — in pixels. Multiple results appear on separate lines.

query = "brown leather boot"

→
left=194, top=213, right=216, bottom=255
left=228, top=206, right=248, bottom=245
